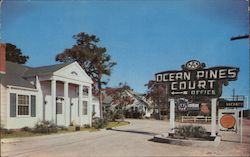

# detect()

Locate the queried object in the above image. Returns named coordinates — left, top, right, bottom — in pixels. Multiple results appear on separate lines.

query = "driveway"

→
left=1, top=119, right=250, bottom=157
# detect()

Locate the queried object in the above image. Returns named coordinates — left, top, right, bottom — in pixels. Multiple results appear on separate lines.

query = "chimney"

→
left=0, top=43, right=6, bottom=74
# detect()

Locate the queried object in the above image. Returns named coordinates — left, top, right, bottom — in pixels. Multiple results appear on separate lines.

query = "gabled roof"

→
left=0, top=61, right=71, bottom=89
left=24, top=62, right=71, bottom=77
left=0, top=62, right=35, bottom=89
left=102, top=88, right=150, bottom=107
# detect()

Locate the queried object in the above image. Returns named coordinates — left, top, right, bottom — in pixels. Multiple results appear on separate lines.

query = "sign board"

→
left=219, top=109, right=238, bottom=132
left=200, top=103, right=209, bottom=113
left=155, top=60, right=239, bottom=98
left=219, top=100, right=244, bottom=108
left=178, top=103, right=188, bottom=112
left=176, top=99, right=188, bottom=112
left=187, top=103, right=199, bottom=111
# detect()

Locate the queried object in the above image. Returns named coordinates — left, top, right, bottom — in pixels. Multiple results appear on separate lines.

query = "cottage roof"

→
left=0, top=61, right=70, bottom=89
left=24, top=62, right=71, bottom=77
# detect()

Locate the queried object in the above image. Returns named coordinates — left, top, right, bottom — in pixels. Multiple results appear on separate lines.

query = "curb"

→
left=154, top=134, right=221, bottom=147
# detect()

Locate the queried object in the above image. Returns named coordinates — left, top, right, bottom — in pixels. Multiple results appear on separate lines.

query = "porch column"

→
left=78, top=84, right=83, bottom=126
left=211, top=98, right=217, bottom=137
left=64, top=81, right=69, bottom=126
left=51, top=79, right=56, bottom=124
left=169, top=99, right=175, bottom=135
left=88, top=86, right=93, bottom=126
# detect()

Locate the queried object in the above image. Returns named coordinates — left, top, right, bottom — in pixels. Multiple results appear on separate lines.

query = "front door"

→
left=70, top=98, right=79, bottom=125
left=56, top=100, right=64, bottom=126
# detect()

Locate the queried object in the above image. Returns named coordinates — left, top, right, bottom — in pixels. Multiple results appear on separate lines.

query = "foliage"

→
left=70, top=120, right=76, bottom=126
left=106, top=83, right=134, bottom=109
left=105, top=83, right=135, bottom=120
left=92, top=117, right=107, bottom=129
left=105, top=109, right=125, bottom=121
left=145, top=81, right=168, bottom=119
left=125, top=110, right=145, bottom=119
left=83, top=124, right=91, bottom=128
left=33, top=121, right=58, bottom=134
left=6, top=43, right=29, bottom=64
left=106, top=121, right=130, bottom=128
left=174, top=125, right=207, bottom=139
left=57, top=126, right=68, bottom=131
left=21, top=126, right=32, bottom=132
left=0, top=128, right=14, bottom=134
left=55, top=32, right=117, bottom=118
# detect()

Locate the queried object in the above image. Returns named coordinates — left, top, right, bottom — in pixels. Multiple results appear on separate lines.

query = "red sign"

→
left=220, top=115, right=236, bottom=129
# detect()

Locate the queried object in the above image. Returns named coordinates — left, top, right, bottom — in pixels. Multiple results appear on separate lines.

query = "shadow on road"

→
left=221, top=139, right=250, bottom=144
left=108, top=128, right=157, bottom=136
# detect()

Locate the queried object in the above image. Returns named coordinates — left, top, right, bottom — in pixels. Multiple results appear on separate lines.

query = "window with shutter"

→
left=10, top=93, right=16, bottom=117
left=31, top=95, right=36, bottom=117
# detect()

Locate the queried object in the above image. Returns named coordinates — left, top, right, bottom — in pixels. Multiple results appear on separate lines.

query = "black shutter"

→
left=10, top=93, right=16, bottom=117
left=31, top=95, right=36, bottom=117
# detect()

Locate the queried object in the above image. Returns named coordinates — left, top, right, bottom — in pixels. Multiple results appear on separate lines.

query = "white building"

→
left=0, top=44, right=100, bottom=129
left=124, top=90, right=152, bottom=118
left=107, top=88, right=152, bottom=118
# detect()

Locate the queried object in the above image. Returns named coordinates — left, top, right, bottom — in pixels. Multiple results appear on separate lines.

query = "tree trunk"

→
left=98, top=73, right=103, bottom=119
left=157, top=96, right=161, bottom=120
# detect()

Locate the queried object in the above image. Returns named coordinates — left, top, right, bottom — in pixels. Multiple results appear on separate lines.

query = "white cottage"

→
left=106, top=88, right=152, bottom=118
left=0, top=44, right=100, bottom=129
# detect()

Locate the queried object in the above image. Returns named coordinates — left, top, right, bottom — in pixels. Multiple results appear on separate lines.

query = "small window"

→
left=56, top=102, right=62, bottom=114
left=82, top=101, right=88, bottom=115
left=17, top=95, right=29, bottom=115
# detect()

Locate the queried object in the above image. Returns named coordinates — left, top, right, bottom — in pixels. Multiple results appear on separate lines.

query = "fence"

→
left=181, top=116, right=212, bottom=123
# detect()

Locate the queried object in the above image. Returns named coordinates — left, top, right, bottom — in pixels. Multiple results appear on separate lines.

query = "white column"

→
left=88, top=86, right=93, bottom=126
left=78, top=85, right=83, bottom=126
left=64, top=81, right=69, bottom=126
left=51, top=79, right=56, bottom=124
left=211, top=98, right=217, bottom=137
left=169, top=99, right=175, bottom=135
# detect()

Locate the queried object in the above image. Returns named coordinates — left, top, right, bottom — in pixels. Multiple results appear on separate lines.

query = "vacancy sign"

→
left=155, top=60, right=239, bottom=98
left=219, top=109, right=238, bottom=132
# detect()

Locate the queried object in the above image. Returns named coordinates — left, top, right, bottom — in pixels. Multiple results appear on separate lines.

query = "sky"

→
left=1, top=0, right=249, bottom=102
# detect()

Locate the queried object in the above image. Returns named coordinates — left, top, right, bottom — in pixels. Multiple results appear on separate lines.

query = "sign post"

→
left=169, top=99, right=175, bottom=135
left=155, top=60, right=239, bottom=137
left=211, top=98, right=217, bottom=137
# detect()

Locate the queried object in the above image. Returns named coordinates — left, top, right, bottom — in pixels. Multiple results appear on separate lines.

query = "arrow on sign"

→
left=171, top=91, right=188, bottom=95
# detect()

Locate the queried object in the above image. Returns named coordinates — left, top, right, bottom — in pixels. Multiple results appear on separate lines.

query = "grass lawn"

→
left=1, top=131, right=44, bottom=139
left=1, top=121, right=130, bottom=139
left=106, top=121, right=130, bottom=128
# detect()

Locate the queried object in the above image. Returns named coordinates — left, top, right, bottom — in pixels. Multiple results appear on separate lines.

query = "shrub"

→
left=21, top=126, right=32, bottom=132
left=125, top=110, right=144, bottom=119
left=57, top=126, right=68, bottom=131
left=33, top=121, right=58, bottom=134
left=105, top=110, right=124, bottom=122
left=92, top=117, right=107, bottom=129
left=113, top=112, right=125, bottom=121
left=75, top=125, right=80, bottom=131
left=83, top=124, right=90, bottom=128
left=0, top=128, right=13, bottom=134
left=175, top=125, right=207, bottom=139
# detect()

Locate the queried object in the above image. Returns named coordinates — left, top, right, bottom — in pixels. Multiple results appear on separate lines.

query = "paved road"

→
left=1, top=119, right=250, bottom=157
